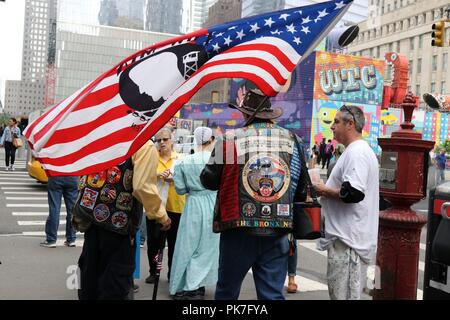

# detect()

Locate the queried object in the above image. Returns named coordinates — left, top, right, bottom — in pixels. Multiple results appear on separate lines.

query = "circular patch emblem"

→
left=93, top=204, right=110, bottom=222
left=100, top=184, right=117, bottom=203
left=87, top=171, right=106, bottom=188
left=116, top=192, right=133, bottom=211
left=111, top=211, right=128, bottom=229
left=261, top=205, right=272, bottom=217
left=242, top=202, right=256, bottom=217
left=106, top=166, right=122, bottom=184
left=78, top=176, right=87, bottom=190
left=123, top=169, right=133, bottom=191
left=242, top=154, right=291, bottom=203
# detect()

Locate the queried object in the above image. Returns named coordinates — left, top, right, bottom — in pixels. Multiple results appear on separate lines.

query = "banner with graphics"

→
left=313, top=51, right=385, bottom=105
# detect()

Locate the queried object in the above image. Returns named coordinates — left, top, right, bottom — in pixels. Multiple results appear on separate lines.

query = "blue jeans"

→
left=215, top=230, right=289, bottom=300
left=45, top=176, right=78, bottom=243
left=288, top=239, right=298, bottom=277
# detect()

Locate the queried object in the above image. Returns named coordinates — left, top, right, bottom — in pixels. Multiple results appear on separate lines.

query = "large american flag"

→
left=25, top=0, right=352, bottom=176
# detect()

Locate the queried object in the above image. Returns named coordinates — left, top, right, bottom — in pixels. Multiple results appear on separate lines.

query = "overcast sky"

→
left=0, top=0, right=25, bottom=105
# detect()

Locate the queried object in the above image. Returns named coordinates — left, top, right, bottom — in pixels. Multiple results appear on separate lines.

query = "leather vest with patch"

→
left=213, top=123, right=302, bottom=235
left=73, top=158, right=142, bottom=235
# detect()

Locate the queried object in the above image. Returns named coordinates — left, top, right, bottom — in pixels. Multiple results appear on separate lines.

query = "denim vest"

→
left=213, top=123, right=302, bottom=235
left=73, top=158, right=142, bottom=235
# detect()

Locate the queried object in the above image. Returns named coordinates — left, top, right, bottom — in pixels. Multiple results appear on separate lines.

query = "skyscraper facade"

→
left=4, top=0, right=57, bottom=117
left=145, top=0, right=183, bottom=34
left=182, top=0, right=219, bottom=34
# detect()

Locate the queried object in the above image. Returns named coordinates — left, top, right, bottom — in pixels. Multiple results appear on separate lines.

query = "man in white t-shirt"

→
left=313, top=105, right=379, bottom=300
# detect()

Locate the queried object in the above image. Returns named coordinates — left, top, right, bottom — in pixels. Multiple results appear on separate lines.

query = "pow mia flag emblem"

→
left=118, top=43, right=208, bottom=119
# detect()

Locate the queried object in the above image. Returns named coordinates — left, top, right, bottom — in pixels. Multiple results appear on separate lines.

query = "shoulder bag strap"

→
left=293, top=134, right=320, bottom=204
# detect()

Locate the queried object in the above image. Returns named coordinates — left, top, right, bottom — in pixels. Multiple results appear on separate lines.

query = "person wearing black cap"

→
left=200, top=88, right=307, bottom=300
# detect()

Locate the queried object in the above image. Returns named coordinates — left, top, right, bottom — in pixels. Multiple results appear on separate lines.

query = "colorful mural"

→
left=311, top=52, right=384, bottom=152
left=310, top=99, right=381, bottom=153
left=314, top=52, right=385, bottom=106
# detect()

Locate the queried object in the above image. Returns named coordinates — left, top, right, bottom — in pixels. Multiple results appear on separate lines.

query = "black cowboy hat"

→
left=228, top=89, right=283, bottom=120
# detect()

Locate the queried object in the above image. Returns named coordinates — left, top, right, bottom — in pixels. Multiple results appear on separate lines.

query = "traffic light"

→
left=431, top=21, right=445, bottom=47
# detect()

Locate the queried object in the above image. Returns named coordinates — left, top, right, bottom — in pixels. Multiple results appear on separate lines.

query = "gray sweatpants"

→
left=327, top=239, right=362, bottom=300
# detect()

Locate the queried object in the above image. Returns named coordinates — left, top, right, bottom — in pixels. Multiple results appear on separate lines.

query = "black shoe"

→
left=171, top=291, right=186, bottom=300
left=133, top=283, right=139, bottom=293
left=183, top=289, right=204, bottom=300
left=197, top=287, right=205, bottom=296
left=145, top=274, right=156, bottom=284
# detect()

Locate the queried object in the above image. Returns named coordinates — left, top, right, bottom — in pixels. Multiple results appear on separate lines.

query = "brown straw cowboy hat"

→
left=228, top=89, right=283, bottom=120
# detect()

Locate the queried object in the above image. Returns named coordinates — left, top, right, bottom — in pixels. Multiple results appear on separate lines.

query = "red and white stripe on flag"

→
left=24, top=0, right=351, bottom=176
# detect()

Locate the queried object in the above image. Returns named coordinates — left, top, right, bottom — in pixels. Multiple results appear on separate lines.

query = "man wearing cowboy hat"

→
left=200, top=88, right=307, bottom=300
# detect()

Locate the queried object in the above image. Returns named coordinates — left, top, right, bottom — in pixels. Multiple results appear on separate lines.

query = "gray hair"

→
left=155, top=126, right=174, bottom=141
left=339, top=105, right=365, bottom=133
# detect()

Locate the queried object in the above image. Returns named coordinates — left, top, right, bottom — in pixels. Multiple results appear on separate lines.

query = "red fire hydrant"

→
left=374, top=92, right=435, bottom=299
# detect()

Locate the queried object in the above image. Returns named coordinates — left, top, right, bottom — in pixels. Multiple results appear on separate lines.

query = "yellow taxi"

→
left=27, top=156, right=48, bottom=183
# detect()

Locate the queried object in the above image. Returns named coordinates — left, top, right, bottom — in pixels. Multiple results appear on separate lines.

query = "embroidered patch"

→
left=78, top=176, right=87, bottom=190
left=242, top=202, right=256, bottom=217
left=261, top=205, right=272, bottom=217
left=93, top=204, right=110, bottom=222
left=111, top=211, right=128, bottom=229
left=106, top=166, right=122, bottom=184
left=277, top=204, right=290, bottom=216
left=116, top=192, right=133, bottom=211
left=100, top=184, right=117, bottom=203
left=80, top=188, right=99, bottom=210
left=242, top=153, right=291, bottom=203
left=87, top=171, right=106, bottom=188
left=123, top=169, right=133, bottom=191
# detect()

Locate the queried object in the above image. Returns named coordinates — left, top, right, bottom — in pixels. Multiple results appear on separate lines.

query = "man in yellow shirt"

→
left=145, top=126, right=186, bottom=284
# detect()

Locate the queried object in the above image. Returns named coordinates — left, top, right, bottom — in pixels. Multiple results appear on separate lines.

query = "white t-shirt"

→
left=317, top=139, right=379, bottom=263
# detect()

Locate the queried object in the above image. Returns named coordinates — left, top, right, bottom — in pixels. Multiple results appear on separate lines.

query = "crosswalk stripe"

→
left=299, top=241, right=425, bottom=272
left=420, top=243, right=426, bottom=251
left=4, top=192, right=47, bottom=195
left=0, top=182, right=39, bottom=185
left=6, top=197, right=48, bottom=200
left=0, top=177, right=34, bottom=181
left=18, top=220, right=66, bottom=226
left=7, top=204, right=65, bottom=208
left=248, top=268, right=328, bottom=292
left=285, top=275, right=328, bottom=292
left=1, top=187, right=46, bottom=190
left=23, top=231, right=83, bottom=236
left=13, top=212, right=66, bottom=216
left=0, top=172, right=29, bottom=175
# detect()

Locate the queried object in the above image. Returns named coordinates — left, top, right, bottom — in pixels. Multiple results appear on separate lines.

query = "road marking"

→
left=0, top=175, right=34, bottom=181
left=0, top=172, right=29, bottom=176
left=18, top=220, right=66, bottom=226
left=4, top=192, right=47, bottom=195
left=300, top=241, right=425, bottom=271
left=7, top=204, right=65, bottom=208
left=0, top=182, right=39, bottom=185
left=13, top=212, right=66, bottom=216
left=420, top=243, right=426, bottom=251
left=285, top=275, right=328, bottom=292
left=23, top=231, right=83, bottom=236
left=6, top=197, right=47, bottom=200
left=248, top=269, right=328, bottom=292
left=1, top=187, right=45, bottom=190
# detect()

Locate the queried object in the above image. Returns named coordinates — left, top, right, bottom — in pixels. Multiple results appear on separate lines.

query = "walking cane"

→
left=152, top=230, right=167, bottom=300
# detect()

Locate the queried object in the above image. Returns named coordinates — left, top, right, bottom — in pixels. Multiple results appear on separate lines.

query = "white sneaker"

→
left=10, top=165, right=15, bottom=171
left=5, top=166, right=9, bottom=171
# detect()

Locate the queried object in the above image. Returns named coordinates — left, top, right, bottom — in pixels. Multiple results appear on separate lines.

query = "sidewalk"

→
left=0, top=235, right=339, bottom=300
